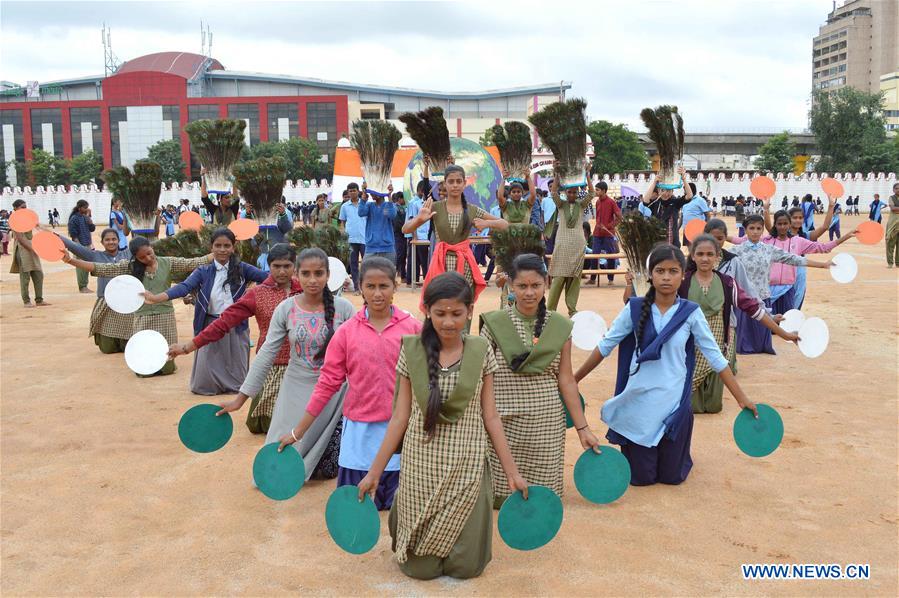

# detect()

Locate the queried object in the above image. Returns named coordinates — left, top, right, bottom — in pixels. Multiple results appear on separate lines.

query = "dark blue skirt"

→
left=736, top=309, right=775, bottom=355
left=337, top=466, right=400, bottom=511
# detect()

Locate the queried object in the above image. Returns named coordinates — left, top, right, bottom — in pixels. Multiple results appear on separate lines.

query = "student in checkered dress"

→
left=62, top=237, right=212, bottom=376
left=59, top=228, right=133, bottom=354
left=480, top=254, right=600, bottom=508
left=357, top=272, right=527, bottom=580
left=547, top=161, right=595, bottom=316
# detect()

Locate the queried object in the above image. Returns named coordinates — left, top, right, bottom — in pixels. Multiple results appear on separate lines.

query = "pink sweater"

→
left=732, top=234, right=838, bottom=285
left=306, top=307, right=422, bottom=422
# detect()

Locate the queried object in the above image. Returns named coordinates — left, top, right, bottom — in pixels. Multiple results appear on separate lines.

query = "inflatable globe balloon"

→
left=402, top=137, right=502, bottom=212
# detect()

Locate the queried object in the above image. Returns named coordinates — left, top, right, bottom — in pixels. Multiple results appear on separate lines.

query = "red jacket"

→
left=593, top=194, right=621, bottom=238
left=193, top=276, right=302, bottom=366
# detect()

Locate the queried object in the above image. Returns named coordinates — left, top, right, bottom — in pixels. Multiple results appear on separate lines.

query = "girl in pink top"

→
left=278, top=256, right=422, bottom=510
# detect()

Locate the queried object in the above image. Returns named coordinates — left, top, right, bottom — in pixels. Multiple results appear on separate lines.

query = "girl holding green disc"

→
left=575, top=244, right=758, bottom=486
left=276, top=257, right=422, bottom=510
left=218, top=248, right=354, bottom=480
left=480, top=253, right=600, bottom=508
left=357, top=272, right=527, bottom=580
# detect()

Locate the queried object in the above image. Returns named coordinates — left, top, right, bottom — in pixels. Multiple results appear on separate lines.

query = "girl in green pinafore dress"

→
left=357, top=272, right=528, bottom=580
left=63, top=236, right=211, bottom=376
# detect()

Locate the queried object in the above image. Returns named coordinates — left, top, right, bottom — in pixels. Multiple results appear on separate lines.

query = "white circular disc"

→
left=570, top=311, right=608, bottom=351
left=124, top=330, right=170, bottom=375
left=327, top=257, right=348, bottom=293
left=829, top=253, right=857, bottom=284
left=798, top=317, right=829, bottom=359
left=780, top=309, right=806, bottom=334
left=104, top=275, right=145, bottom=314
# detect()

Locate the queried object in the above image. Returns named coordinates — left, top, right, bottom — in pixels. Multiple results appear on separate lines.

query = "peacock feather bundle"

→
left=490, top=224, right=545, bottom=274
left=491, top=121, right=532, bottom=183
left=184, top=118, right=247, bottom=194
left=350, top=120, right=401, bottom=197
left=233, top=156, right=287, bottom=227
left=616, top=212, right=666, bottom=296
left=639, top=105, right=685, bottom=189
left=152, top=224, right=261, bottom=282
left=398, top=106, right=451, bottom=177
left=529, top=98, right=588, bottom=189
left=285, top=225, right=350, bottom=267
left=102, top=160, right=162, bottom=236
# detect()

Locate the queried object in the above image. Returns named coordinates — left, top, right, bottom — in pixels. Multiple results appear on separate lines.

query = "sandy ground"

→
left=1, top=214, right=897, bottom=597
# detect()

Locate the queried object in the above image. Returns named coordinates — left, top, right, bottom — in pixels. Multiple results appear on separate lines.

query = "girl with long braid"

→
left=479, top=253, right=600, bottom=508
left=402, top=162, right=508, bottom=307
left=357, top=272, right=527, bottom=580
left=218, top=248, right=353, bottom=480
left=143, top=228, right=268, bottom=395
left=62, top=237, right=212, bottom=376
left=575, top=244, right=758, bottom=486
left=277, top=257, right=421, bottom=510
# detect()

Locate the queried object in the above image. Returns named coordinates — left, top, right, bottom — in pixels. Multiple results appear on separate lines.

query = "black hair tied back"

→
left=507, top=253, right=548, bottom=371
left=420, top=272, right=472, bottom=438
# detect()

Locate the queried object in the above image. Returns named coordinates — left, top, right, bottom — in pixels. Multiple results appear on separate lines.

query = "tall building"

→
left=812, top=0, right=899, bottom=94
left=882, top=72, right=899, bottom=132
left=0, top=50, right=569, bottom=185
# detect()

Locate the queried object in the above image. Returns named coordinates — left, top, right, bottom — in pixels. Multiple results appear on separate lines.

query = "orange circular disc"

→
left=228, top=218, right=259, bottom=241
left=31, top=231, right=66, bottom=261
left=749, top=176, right=776, bottom=200
left=684, top=219, right=706, bottom=242
left=820, top=177, right=844, bottom=198
left=856, top=220, right=884, bottom=245
left=9, top=208, right=39, bottom=233
left=179, top=211, right=204, bottom=231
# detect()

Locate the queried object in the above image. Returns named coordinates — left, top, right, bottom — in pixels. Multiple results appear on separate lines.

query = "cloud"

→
left=1, top=0, right=825, bottom=129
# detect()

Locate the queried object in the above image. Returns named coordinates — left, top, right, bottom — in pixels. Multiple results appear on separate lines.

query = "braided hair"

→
left=632, top=243, right=686, bottom=375
left=445, top=164, right=471, bottom=235
left=210, top=227, right=243, bottom=295
left=506, top=253, right=549, bottom=372
left=420, top=272, right=473, bottom=439
left=128, top=236, right=152, bottom=281
left=297, top=247, right=336, bottom=362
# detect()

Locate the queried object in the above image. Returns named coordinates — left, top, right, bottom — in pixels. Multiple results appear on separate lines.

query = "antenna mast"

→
left=102, top=23, right=120, bottom=76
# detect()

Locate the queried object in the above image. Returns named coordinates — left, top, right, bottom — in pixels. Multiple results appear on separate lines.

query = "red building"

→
left=0, top=51, right=348, bottom=183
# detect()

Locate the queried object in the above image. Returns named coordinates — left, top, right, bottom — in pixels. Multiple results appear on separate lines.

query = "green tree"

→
left=26, top=149, right=74, bottom=187
left=70, top=150, right=103, bottom=185
left=754, top=132, right=796, bottom=173
left=147, top=139, right=187, bottom=184
left=586, top=120, right=649, bottom=176
left=810, top=87, right=888, bottom=172
left=242, top=137, right=330, bottom=182
left=479, top=126, right=496, bottom=147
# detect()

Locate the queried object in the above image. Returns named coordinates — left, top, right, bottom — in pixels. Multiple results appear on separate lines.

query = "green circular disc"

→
left=560, top=392, right=586, bottom=429
left=573, top=446, right=631, bottom=504
left=497, top=485, right=563, bottom=551
left=252, top=442, right=305, bottom=500
left=733, top=403, right=784, bottom=458
left=325, top=485, right=380, bottom=554
left=178, top=404, right=233, bottom=453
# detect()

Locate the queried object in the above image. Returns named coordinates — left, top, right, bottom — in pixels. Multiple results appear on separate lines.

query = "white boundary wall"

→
left=2, top=172, right=895, bottom=226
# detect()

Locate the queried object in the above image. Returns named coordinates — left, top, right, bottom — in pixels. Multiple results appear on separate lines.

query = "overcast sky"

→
left=1, top=0, right=833, bottom=130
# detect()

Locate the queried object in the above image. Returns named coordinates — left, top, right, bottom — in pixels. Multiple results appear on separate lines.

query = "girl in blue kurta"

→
left=575, top=244, right=758, bottom=486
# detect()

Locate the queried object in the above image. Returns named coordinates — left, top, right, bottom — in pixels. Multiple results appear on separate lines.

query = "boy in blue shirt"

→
left=339, top=182, right=367, bottom=291
left=357, top=182, right=398, bottom=264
